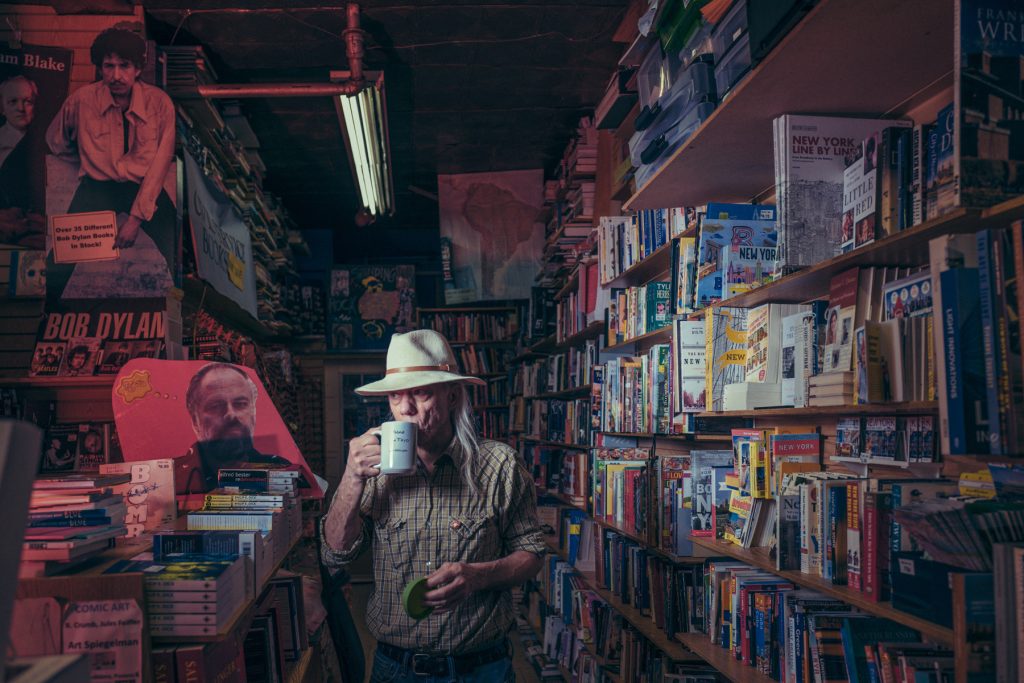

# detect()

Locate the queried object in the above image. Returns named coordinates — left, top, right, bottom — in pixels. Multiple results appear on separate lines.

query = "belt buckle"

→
left=411, top=653, right=438, bottom=677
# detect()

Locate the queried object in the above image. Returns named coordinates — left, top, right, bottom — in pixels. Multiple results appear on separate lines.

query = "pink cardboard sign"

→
left=111, top=359, right=323, bottom=498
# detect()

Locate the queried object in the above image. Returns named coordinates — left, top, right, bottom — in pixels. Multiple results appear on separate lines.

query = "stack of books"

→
left=105, top=554, right=248, bottom=638
left=21, top=473, right=131, bottom=577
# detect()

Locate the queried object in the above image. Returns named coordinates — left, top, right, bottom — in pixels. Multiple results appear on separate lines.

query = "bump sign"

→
left=50, top=210, right=119, bottom=263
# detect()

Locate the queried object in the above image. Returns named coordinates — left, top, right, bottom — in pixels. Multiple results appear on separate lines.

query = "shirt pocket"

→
left=447, top=514, right=497, bottom=563
left=373, top=518, right=412, bottom=573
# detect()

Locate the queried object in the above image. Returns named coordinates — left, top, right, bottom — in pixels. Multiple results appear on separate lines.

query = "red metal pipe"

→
left=196, top=81, right=364, bottom=98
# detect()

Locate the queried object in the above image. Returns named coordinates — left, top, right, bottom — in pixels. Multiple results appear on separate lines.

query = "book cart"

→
left=514, top=0, right=1022, bottom=681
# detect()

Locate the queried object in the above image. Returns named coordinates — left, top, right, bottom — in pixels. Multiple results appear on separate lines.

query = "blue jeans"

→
left=369, top=649, right=515, bottom=683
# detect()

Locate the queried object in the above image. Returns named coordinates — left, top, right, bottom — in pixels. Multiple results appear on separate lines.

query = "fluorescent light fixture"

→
left=331, top=70, right=394, bottom=216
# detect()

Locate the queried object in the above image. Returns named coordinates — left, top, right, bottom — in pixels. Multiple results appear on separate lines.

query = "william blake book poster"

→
left=438, top=169, right=544, bottom=304
left=0, top=43, right=73, bottom=249
left=328, top=264, right=416, bottom=350
left=112, top=359, right=323, bottom=498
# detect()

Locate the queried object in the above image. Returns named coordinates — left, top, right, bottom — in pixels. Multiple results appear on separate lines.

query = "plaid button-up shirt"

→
left=321, top=439, right=545, bottom=654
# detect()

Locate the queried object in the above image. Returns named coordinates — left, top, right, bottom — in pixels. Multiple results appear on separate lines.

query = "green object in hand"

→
left=402, top=577, right=433, bottom=620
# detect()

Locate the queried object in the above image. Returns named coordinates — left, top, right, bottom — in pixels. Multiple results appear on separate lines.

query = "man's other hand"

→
left=422, top=561, right=485, bottom=611
left=115, top=214, right=142, bottom=248
left=341, top=429, right=383, bottom=484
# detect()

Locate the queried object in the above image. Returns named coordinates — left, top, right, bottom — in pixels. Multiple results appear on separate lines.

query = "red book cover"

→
left=828, top=267, right=860, bottom=310
left=152, top=646, right=176, bottom=683
left=585, top=260, right=600, bottom=315
left=175, top=644, right=203, bottom=683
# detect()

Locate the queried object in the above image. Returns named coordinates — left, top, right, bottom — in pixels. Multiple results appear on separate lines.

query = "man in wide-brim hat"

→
left=321, top=329, right=545, bottom=681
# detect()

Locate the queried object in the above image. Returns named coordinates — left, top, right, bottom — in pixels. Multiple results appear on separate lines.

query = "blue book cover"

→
left=695, top=203, right=777, bottom=308
left=940, top=267, right=989, bottom=453
left=977, top=230, right=1003, bottom=454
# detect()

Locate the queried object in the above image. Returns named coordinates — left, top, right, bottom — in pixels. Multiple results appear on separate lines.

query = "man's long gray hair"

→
left=448, top=382, right=482, bottom=497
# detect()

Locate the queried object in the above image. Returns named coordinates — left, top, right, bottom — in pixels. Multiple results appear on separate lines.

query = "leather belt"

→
left=376, top=640, right=508, bottom=677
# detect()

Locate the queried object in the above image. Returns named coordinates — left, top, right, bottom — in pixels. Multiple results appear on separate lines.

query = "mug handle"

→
left=370, top=427, right=382, bottom=443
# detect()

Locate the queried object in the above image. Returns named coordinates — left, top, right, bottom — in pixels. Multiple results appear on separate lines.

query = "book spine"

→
left=940, top=267, right=988, bottom=453
left=846, top=482, right=861, bottom=592
left=977, top=229, right=1003, bottom=454
left=863, top=492, right=878, bottom=602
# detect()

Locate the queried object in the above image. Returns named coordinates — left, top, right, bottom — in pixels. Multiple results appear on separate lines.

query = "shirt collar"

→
left=96, top=80, right=149, bottom=122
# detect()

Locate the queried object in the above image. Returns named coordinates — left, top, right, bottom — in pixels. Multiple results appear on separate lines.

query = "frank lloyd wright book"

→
left=955, top=0, right=1024, bottom=210
left=775, top=115, right=910, bottom=271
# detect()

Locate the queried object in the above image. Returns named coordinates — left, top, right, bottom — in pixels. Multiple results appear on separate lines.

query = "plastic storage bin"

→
left=711, top=0, right=749, bottom=64
left=714, top=30, right=752, bottom=100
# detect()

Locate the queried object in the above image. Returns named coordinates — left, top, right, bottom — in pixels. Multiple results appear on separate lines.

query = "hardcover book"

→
left=955, top=0, right=1024, bottom=210
left=775, top=115, right=910, bottom=271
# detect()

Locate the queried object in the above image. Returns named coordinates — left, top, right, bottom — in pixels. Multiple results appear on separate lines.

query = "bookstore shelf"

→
left=542, top=490, right=584, bottom=508
left=696, top=203, right=1024, bottom=312
left=0, top=376, right=116, bottom=388
left=601, top=239, right=673, bottom=290
left=555, top=321, right=605, bottom=351
left=603, top=325, right=671, bottom=353
left=182, top=277, right=286, bottom=342
left=695, top=400, right=938, bottom=420
left=554, top=268, right=580, bottom=301
left=417, top=306, right=519, bottom=314
left=544, top=539, right=703, bottom=663
left=448, top=340, right=517, bottom=347
left=530, top=385, right=593, bottom=400
left=689, top=537, right=955, bottom=645
left=520, top=437, right=591, bottom=451
left=623, top=0, right=952, bottom=210
left=599, top=431, right=730, bottom=443
left=673, top=633, right=774, bottom=683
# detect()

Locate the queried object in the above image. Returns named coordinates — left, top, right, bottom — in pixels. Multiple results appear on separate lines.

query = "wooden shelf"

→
left=530, top=384, right=593, bottom=400
left=554, top=267, right=581, bottom=301
left=696, top=401, right=938, bottom=419
left=601, top=239, right=674, bottom=289
left=599, top=431, right=729, bottom=442
left=554, top=320, right=605, bottom=351
left=700, top=196, right=1024, bottom=313
left=540, top=490, right=586, bottom=509
left=624, top=0, right=953, bottom=210
left=417, top=306, right=519, bottom=313
left=0, top=376, right=116, bottom=388
left=473, top=404, right=508, bottom=411
left=674, top=633, right=774, bottom=683
left=689, top=537, right=954, bottom=645
left=520, top=437, right=591, bottom=451
left=543, top=540, right=702, bottom=663
left=604, top=325, right=671, bottom=353
left=448, top=339, right=516, bottom=346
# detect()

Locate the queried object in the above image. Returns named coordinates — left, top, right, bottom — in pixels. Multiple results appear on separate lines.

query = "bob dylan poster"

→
left=44, top=25, right=179, bottom=305
left=329, top=264, right=416, bottom=350
left=438, top=169, right=543, bottom=304
left=111, top=358, right=323, bottom=498
left=0, top=43, right=72, bottom=249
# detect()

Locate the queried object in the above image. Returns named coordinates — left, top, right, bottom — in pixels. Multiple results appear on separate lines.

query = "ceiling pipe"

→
left=192, top=2, right=367, bottom=99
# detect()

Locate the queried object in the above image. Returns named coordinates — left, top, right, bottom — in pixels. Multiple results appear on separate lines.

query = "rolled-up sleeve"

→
left=320, top=483, right=374, bottom=569
left=500, top=458, right=546, bottom=556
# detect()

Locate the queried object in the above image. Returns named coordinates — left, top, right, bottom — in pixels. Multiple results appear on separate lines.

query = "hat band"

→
left=385, top=363, right=455, bottom=376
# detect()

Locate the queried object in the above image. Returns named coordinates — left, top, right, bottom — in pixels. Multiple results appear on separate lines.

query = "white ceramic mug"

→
left=375, top=421, right=417, bottom=474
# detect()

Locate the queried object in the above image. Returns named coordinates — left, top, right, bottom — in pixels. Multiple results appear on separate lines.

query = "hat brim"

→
left=354, top=370, right=486, bottom=396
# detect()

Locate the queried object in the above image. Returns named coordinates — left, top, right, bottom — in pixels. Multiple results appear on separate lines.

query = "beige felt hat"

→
left=354, top=329, right=486, bottom=395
